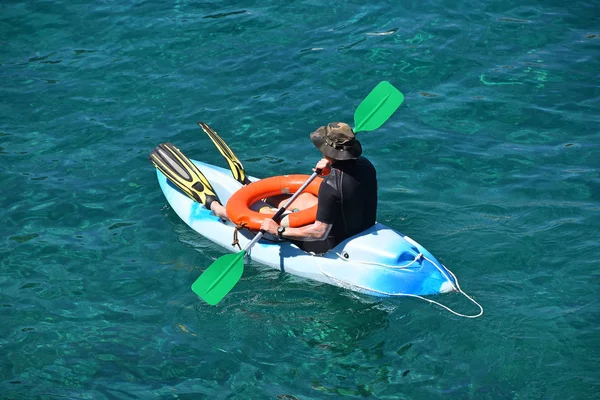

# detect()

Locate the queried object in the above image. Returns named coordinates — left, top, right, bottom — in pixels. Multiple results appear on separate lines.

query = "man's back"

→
left=315, top=156, right=378, bottom=249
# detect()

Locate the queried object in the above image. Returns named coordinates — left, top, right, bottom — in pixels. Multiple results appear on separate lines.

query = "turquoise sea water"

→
left=2, top=0, right=599, bottom=398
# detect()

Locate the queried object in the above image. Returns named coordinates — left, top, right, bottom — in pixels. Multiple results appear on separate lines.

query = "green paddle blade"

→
left=191, top=250, right=246, bottom=305
left=353, top=81, right=404, bottom=133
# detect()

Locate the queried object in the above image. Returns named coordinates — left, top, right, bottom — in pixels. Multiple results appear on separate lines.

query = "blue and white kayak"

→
left=156, top=160, right=458, bottom=297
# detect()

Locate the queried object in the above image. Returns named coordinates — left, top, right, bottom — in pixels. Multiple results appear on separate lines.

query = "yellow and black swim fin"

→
left=197, top=121, right=252, bottom=185
left=149, top=142, right=221, bottom=209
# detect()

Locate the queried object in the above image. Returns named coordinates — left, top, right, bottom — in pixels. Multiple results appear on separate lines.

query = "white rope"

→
left=331, top=251, right=423, bottom=270
left=326, top=251, right=484, bottom=319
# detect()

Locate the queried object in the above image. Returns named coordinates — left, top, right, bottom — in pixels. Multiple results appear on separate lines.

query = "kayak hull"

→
left=156, top=160, right=457, bottom=297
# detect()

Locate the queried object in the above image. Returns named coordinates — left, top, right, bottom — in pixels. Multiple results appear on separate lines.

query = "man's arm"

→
left=260, top=219, right=331, bottom=241
left=281, top=220, right=332, bottom=241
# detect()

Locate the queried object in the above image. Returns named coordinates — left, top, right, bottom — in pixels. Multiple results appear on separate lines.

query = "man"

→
left=261, top=122, right=378, bottom=254
left=152, top=122, right=378, bottom=254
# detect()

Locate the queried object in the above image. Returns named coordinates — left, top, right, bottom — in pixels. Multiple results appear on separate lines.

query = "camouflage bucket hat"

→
left=309, top=122, right=362, bottom=160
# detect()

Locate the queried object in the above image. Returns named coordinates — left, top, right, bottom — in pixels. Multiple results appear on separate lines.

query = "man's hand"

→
left=314, top=158, right=331, bottom=176
left=260, top=218, right=280, bottom=235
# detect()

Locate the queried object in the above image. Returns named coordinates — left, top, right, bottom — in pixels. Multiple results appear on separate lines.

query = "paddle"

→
left=192, top=81, right=404, bottom=305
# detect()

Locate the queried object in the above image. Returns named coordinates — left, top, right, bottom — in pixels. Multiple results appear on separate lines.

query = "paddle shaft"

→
left=244, top=171, right=320, bottom=251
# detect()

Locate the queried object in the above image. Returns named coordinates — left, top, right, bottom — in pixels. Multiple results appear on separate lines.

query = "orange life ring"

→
left=226, top=174, right=322, bottom=230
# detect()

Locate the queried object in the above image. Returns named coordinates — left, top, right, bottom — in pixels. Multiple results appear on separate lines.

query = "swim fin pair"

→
left=149, top=122, right=249, bottom=209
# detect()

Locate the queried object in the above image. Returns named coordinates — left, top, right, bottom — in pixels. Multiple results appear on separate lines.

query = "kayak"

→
left=155, top=159, right=458, bottom=297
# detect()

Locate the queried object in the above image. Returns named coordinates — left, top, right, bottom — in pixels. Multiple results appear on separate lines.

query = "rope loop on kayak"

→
left=328, top=251, right=484, bottom=319
left=232, top=222, right=247, bottom=250
left=329, top=251, right=425, bottom=270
